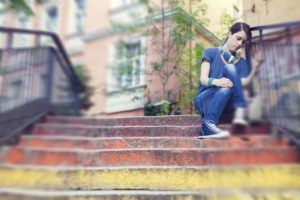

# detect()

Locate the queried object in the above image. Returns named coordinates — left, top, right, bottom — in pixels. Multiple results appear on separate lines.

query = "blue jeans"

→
left=194, top=64, right=246, bottom=124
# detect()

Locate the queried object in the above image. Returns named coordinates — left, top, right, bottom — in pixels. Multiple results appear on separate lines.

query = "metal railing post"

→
left=46, top=48, right=55, bottom=105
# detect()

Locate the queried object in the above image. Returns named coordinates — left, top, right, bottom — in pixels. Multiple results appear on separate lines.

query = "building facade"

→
left=0, top=0, right=244, bottom=117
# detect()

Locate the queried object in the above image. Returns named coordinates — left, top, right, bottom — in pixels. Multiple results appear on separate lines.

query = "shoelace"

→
left=206, top=122, right=221, bottom=133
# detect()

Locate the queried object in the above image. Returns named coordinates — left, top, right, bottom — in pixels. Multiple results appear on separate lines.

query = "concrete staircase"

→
left=0, top=115, right=299, bottom=199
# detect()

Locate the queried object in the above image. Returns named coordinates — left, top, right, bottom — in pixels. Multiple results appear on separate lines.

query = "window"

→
left=114, top=41, right=142, bottom=88
left=18, top=15, right=29, bottom=29
left=46, top=6, right=58, bottom=31
left=75, top=0, right=86, bottom=32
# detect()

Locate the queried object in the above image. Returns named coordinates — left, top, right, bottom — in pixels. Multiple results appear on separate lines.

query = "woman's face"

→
left=226, top=30, right=247, bottom=52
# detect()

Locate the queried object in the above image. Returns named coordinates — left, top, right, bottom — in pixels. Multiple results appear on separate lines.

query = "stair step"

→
left=1, top=114, right=297, bottom=198
left=46, top=115, right=202, bottom=126
left=0, top=146, right=297, bottom=166
left=0, top=164, right=299, bottom=190
left=33, top=124, right=200, bottom=137
left=18, top=135, right=290, bottom=149
left=33, top=124, right=269, bottom=137
left=0, top=188, right=299, bottom=200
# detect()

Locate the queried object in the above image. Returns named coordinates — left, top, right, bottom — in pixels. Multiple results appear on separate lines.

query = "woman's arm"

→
left=200, top=61, right=233, bottom=88
left=241, top=53, right=263, bottom=87
left=241, top=63, right=258, bottom=86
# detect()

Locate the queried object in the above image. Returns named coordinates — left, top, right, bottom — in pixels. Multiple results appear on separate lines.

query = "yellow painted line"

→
left=0, top=165, right=299, bottom=190
left=0, top=190, right=300, bottom=200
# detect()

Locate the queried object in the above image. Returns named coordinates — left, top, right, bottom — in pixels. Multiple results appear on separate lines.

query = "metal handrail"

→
left=0, top=27, right=83, bottom=144
left=250, top=20, right=300, bottom=31
left=0, top=26, right=83, bottom=90
left=246, top=20, right=300, bottom=145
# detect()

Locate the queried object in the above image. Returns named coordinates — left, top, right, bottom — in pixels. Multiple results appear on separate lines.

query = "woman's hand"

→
left=213, top=78, right=233, bottom=88
left=252, top=51, right=263, bottom=74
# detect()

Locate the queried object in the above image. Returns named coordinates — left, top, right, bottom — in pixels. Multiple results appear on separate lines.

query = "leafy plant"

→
left=73, top=65, right=94, bottom=112
left=0, top=0, right=45, bottom=16
left=110, top=0, right=210, bottom=115
left=217, top=9, right=238, bottom=41
left=179, top=43, right=205, bottom=114
left=144, top=100, right=177, bottom=116
left=146, top=0, right=209, bottom=104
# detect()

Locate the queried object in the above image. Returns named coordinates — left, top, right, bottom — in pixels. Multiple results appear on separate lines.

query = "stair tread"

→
left=33, top=123, right=270, bottom=137
left=0, top=146, right=296, bottom=167
left=20, top=134, right=280, bottom=140
left=17, top=135, right=290, bottom=150
left=2, top=145, right=295, bottom=152
left=0, top=164, right=299, bottom=191
left=48, top=115, right=200, bottom=120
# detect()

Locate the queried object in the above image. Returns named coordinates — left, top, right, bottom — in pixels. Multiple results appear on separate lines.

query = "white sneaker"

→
left=232, top=107, right=248, bottom=126
left=198, top=121, right=231, bottom=139
left=198, top=131, right=231, bottom=139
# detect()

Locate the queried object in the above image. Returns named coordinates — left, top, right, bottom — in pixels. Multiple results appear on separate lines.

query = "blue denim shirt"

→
left=198, top=47, right=249, bottom=93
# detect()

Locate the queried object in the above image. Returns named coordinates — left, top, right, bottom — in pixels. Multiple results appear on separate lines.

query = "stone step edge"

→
left=18, top=135, right=288, bottom=146
left=35, top=124, right=205, bottom=128
left=1, top=146, right=294, bottom=153
left=20, top=134, right=279, bottom=140
left=47, top=115, right=200, bottom=121
left=17, top=135, right=288, bottom=149
left=45, top=116, right=269, bottom=125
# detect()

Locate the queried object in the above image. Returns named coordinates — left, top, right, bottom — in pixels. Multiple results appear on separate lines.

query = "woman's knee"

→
left=217, top=87, right=233, bottom=96
left=194, top=93, right=207, bottom=113
left=194, top=95, right=201, bottom=110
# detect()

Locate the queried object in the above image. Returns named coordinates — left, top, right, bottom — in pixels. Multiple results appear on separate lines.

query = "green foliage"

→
left=111, top=22, right=139, bottom=34
left=138, top=0, right=149, bottom=5
left=144, top=100, right=177, bottom=116
left=110, top=0, right=209, bottom=115
left=159, top=100, right=171, bottom=115
left=0, top=0, right=33, bottom=16
left=172, top=0, right=209, bottom=26
left=0, top=0, right=45, bottom=16
left=217, top=10, right=237, bottom=41
left=73, top=65, right=94, bottom=112
left=179, top=43, right=205, bottom=114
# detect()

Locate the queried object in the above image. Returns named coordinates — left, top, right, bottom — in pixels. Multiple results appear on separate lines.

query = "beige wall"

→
left=243, top=0, right=300, bottom=27
left=85, top=0, right=111, bottom=33
left=205, top=0, right=243, bottom=35
left=83, top=36, right=114, bottom=115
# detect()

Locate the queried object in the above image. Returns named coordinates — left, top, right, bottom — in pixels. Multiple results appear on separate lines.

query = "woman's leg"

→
left=194, top=88, right=218, bottom=118
left=204, top=87, right=233, bottom=124
left=223, top=64, right=247, bottom=108
left=224, top=64, right=247, bottom=125
left=195, top=87, right=233, bottom=138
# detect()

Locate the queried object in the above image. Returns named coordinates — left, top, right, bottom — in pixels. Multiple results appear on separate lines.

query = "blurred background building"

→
left=0, top=0, right=299, bottom=117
